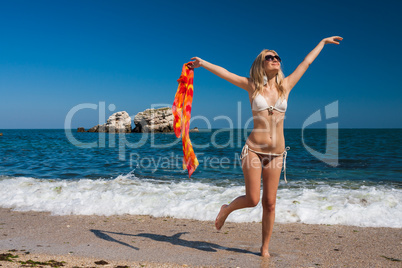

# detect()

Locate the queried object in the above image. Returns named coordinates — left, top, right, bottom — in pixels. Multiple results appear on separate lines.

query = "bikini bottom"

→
left=240, top=143, right=290, bottom=183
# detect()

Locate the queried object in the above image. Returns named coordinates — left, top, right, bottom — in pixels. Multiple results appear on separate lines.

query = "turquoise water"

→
left=0, top=129, right=401, bottom=227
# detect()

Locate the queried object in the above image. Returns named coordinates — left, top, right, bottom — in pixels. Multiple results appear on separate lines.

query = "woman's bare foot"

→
left=260, top=247, right=270, bottom=257
left=215, top=204, right=229, bottom=230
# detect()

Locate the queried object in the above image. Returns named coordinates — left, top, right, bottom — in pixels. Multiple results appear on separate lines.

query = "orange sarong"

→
left=172, top=62, right=199, bottom=178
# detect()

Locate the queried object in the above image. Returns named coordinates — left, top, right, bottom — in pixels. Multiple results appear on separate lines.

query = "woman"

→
left=189, top=36, right=343, bottom=257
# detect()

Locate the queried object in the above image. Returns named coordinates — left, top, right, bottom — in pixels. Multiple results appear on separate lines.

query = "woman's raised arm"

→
left=284, top=36, right=343, bottom=93
left=189, top=57, right=251, bottom=92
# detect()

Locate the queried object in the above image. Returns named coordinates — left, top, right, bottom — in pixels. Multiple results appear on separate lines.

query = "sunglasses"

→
left=265, top=55, right=281, bottom=62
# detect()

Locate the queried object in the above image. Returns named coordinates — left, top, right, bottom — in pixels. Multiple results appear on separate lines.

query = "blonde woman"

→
left=189, top=36, right=343, bottom=257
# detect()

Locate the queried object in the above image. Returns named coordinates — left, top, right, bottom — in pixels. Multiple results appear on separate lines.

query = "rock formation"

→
left=84, top=111, right=132, bottom=133
left=104, top=111, right=132, bottom=133
left=133, top=107, right=173, bottom=133
left=80, top=107, right=198, bottom=133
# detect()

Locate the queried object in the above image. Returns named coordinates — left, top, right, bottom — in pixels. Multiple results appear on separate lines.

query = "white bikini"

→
left=252, top=93, right=288, bottom=114
left=240, top=92, right=290, bottom=182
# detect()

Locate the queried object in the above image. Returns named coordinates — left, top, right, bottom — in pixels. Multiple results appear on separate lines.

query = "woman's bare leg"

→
left=215, top=151, right=262, bottom=230
left=260, top=155, right=283, bottom=257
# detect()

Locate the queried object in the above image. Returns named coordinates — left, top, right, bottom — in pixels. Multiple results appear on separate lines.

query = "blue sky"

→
left=1, top=0, right=401, bottom=129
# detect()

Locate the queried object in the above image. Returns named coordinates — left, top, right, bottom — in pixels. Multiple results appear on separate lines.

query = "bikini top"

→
left=252, top=93, right=287, bottom=113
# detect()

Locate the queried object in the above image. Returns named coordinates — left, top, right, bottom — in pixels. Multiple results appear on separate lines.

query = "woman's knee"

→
left=245, top=195, right=260, bottom=207
left=261, top=199, right=276, bottom=212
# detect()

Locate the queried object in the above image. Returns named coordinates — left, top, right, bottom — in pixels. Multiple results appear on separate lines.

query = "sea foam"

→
left=0, top=174, right=400, bottom=228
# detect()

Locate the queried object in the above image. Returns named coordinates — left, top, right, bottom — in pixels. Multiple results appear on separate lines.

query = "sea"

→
left=0, top=129, right=401, bottom=228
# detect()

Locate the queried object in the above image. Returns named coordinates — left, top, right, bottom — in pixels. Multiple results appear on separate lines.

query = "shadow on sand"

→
left=90, top=229, right=258, bottom=256
left=90, top=229, right=139, bottom=251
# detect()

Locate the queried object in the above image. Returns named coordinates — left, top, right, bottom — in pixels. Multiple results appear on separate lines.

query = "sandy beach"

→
left=0, top=207, right=400, bottom=267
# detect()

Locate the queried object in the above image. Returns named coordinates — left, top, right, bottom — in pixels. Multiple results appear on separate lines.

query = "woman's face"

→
left=263, top=52, right=281, bottom=73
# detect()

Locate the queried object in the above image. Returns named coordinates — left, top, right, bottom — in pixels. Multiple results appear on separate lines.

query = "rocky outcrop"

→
left=80, top=108, right=198, bottom=133
left=85, top=111, right=132, bottom=133
left=87, top=125, right=99, bottom=132
left=133, top=107, right=173, bottom=133
left=105, top=111, right=132, bottom=133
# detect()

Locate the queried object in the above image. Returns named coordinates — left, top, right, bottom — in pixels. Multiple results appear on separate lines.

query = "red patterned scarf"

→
left=172, top=62, right=199, bottom=178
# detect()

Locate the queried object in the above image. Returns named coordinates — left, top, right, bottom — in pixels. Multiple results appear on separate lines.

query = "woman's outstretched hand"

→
left=322, top=36, right=343, bottom=45
left=188, top=57, right=203, bottom=69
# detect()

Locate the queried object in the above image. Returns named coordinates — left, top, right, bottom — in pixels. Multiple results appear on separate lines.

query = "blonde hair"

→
left=250, top=49, right=285, bottom=99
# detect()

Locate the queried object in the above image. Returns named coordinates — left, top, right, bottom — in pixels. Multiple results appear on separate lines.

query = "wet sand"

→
left=0, top=207, right=401, bottom=267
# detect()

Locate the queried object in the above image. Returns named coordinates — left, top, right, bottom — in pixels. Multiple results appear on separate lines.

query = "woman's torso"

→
left=246, top=87, right=288, bottom=154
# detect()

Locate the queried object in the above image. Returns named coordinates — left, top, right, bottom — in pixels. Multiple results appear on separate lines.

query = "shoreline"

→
left=0, top=208, right=401, bottom=267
